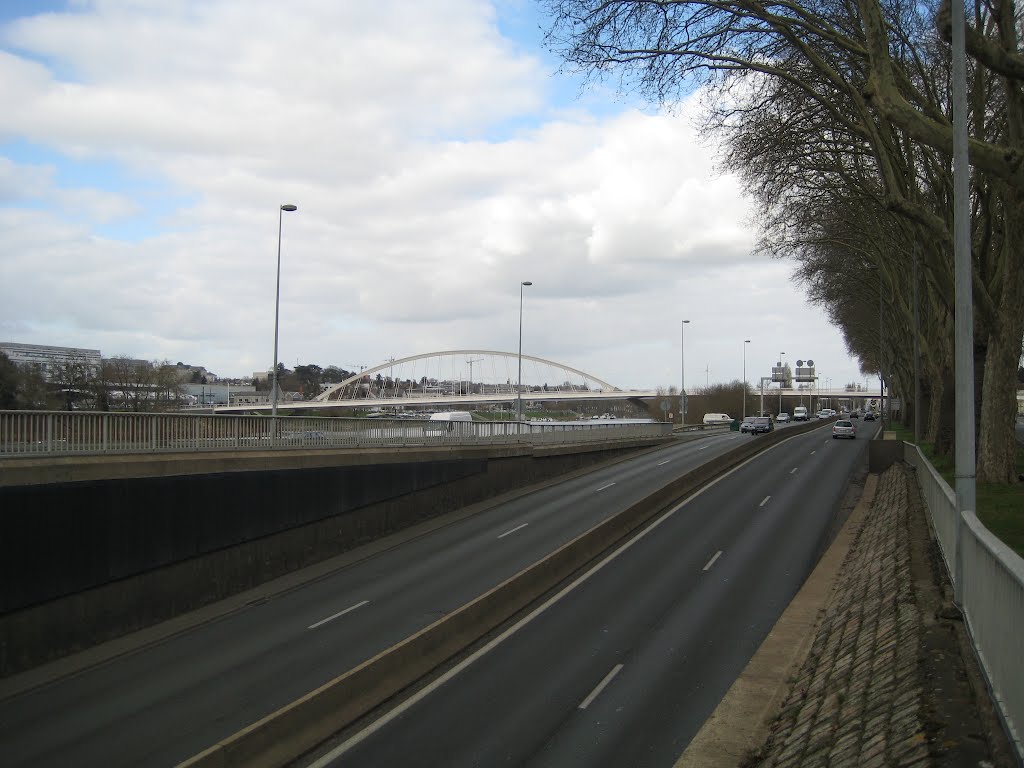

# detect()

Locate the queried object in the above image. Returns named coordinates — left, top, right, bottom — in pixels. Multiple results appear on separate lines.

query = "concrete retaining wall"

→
left=0, top=437, right=664, bottom=676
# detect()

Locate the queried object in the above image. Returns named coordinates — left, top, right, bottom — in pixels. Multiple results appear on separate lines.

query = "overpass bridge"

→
left=216, top=349, right=659, bottom=413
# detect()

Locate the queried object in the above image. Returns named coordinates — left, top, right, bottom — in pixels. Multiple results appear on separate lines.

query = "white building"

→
left=0, top=342, right=102, bottom=381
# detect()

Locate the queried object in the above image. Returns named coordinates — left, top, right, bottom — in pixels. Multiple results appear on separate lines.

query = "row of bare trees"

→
left=0, top=353, right=187, bottom=412
left=542, top=0, right=1023, bottom=482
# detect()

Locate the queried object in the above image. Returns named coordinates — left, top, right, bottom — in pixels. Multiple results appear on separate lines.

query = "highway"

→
left=311, top=421, right=880, bottom=767
left=0, top=425, right=806, bottom=767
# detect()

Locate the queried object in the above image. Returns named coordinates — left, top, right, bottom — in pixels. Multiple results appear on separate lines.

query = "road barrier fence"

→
left=904, top=442, right=1023, bottom=763
left=0, top=410, right=673, bottom=458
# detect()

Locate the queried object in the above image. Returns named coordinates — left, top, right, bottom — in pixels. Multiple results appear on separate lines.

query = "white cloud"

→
left=0, top=0, right=866, bottom=390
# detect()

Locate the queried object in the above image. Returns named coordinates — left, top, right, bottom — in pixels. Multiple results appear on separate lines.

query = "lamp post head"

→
left=521, top=281, right=532, bottom=286
left=744, top=339, right=750, bottom=343
left=281, top=204, right=297, bottom=212
left=682, top=319, right=690, bottom=324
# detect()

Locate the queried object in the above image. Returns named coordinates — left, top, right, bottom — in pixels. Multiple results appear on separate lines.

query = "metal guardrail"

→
left=904, top=442, right=1024, bottom=762
left=0, top=411, right=672, bottom=457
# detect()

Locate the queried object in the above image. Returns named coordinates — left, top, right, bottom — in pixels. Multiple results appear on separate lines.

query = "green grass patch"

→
left=892, top=422, right=1024, bottom=559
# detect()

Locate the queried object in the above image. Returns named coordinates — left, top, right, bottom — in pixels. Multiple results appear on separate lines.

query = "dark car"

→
left=863, top=411, right=876, bottom=421
left=750, top=416, right=774, bottom=434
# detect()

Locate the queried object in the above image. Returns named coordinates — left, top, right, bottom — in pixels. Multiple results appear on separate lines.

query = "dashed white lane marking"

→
left=657, top=459, right=671, bottom=466
left=699, top=446, right=710, bottom=451
left=790, top=467, right=799, bottom=474
left=703, top=551, right=723, bottom=571
left=810, top=450, right=816, bottom=455
left=760, top=496, right=771, bottom=507
left=498, top=523, right=529, bottom=539
left=308, top=600, right=370, bottom=630
left=596, top=482, right=617, bottom=492
left=578, top=664, right=624, bottom=710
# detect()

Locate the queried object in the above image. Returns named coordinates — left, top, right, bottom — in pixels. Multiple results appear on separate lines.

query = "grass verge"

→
left=889, top=423, right=1024, bottom=559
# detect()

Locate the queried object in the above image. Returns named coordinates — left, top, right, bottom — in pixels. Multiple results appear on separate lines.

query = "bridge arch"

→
left=315, top=350, right=619, bottom=402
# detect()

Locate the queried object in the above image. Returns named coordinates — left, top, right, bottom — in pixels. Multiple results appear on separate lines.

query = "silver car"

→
left=832, top=419, right=856, bottom=439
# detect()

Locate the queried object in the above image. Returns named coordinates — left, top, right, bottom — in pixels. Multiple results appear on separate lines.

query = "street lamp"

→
left=517, top=281, right=532, bottom=421
left=779, top=352, right=785, bottom=415
left=272, top=203, right=298, bottom=426
left=742, top=339, right=751, bottom=418
left=681, top=320, right=690, bottom=424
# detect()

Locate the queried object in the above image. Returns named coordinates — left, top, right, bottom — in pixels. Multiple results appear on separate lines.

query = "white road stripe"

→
left=703, top=551, right=723, bottom=571
left=790, top=467, right=799, bottom=474
left=578, top=664, right=624, bottom=710
left=759, top=496, right=771, bottom=507
left=308, top=600, right=370, bottom=630
left=498, top=523, right=529, bottom=539
left=657, top=459, right=671, bottom=466
left=596, top=482, right=616, bottom=492
left=699, top=446, right=709, bottom=451
left=810, top=450, right=816, bottom=455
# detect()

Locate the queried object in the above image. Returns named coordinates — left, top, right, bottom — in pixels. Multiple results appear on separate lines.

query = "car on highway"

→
left=750, top=416, right=774, bottom=434
left=702, top=413, right=732, bottom=425
left=849, top=411, right=859, bottom=419
left=793, top=406, right=809, bottom=421
left=832, top=419, right=857, bottom=439
left=863, top=411, right=876, bottom=421
left=740, top=419, right=755, bottom=433
left=777, top=412, right=791, bottom=423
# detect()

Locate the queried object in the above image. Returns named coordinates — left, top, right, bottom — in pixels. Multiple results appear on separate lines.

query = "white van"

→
left=429, top=411, right=473, bottom=422
left=427, top=411, right=473, bottom=432
left=793, top=406, right=809, bottom=421
left=702, top=413, right=732, bottom=425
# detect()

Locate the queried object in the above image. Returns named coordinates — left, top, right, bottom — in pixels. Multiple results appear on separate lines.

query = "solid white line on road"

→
left=790, top=467, right=799, bottom=474
left=308, top=600, right=370, bottom=630
left=657, top=459, right=671, bottom=466
left=498, top=523, right=529, bottom=539
left=578, top=664, right=624, bottom=710
left=596, top=482, right=617, bottom=492
left=759, top=496, right=771, bottom=507
left=703, top=551, right=723, bottom=571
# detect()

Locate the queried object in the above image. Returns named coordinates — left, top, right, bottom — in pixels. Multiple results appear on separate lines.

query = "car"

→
left=750, top=416, right=774, bottom=434
left=776, top=412, right=791, bottom=423
left=863, top=411, right=876, bottom=421
left=817, top=410, right=829, bottom=419
left=832, top=419, right=857, bottom=439
left=740, top=419, right=755, bottom=433
left=849, top=411, right=859, bottom=419
left=793, top=406, right=808, bottom=421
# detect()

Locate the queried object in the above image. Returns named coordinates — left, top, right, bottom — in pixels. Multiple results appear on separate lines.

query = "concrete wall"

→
left=0, top=437, right=665, bottom=676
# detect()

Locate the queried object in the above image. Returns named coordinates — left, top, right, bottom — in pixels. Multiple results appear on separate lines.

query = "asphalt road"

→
left=312, top=422, right=880, bottom=768
left=0, top=426, right=779, bottom=768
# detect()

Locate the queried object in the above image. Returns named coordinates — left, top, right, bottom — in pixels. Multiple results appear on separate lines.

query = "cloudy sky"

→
left=0, top=0, right=870, bottom=393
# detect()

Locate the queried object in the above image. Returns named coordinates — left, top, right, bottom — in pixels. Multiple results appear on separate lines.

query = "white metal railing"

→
left=904, top=442, right=1024, bottom=762
left=0, top=411, right=672, bottom=457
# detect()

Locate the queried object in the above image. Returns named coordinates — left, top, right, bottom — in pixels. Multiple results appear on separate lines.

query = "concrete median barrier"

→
left=176, top=420, right=827, bottom=768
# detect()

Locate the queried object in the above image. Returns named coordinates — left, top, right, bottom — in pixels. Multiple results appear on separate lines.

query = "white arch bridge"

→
left=218, top=350, right=658, bottom=412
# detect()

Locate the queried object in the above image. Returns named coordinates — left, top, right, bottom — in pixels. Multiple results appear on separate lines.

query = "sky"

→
left=0, top=0, right=871, bottom=392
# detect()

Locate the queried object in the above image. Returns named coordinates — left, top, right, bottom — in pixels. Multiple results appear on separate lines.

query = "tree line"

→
left=542, top=0, right=1024, bottom=482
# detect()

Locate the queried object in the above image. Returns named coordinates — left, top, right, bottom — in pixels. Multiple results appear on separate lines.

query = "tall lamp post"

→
left=779, top=351, right=785, bottom=415
left=271, top=203, right=298, bottom=426
left=681, top=320, right=690, bottom=424
left=517, top=281, right=532, bottom=421
left=742, top=339, right=750, bottom=418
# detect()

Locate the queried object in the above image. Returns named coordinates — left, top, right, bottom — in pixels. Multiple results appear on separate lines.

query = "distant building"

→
left=1, top=342, right=102, bottom=381
left=182, top=383, right=257, bottom=406
left=172, top=362, right=218, bottom=383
